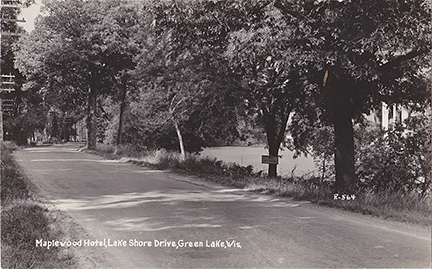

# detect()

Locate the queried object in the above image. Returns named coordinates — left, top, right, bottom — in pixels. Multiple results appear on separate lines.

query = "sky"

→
left=20, top=0, right=42, bottom=32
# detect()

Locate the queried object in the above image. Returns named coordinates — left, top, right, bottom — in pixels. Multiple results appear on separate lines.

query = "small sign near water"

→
left=202, top=146, right=316, bottom=176
left=261, top=155, right=278, bottom=164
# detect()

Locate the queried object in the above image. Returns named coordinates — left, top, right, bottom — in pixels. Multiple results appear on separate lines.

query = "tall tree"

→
left=14, top=0, right=139, bottom=149
left=274, top=0, right=431, bottom=192
left=133, top=0, right=242, bottom=156
left=225, top=1, right=311, bottom=177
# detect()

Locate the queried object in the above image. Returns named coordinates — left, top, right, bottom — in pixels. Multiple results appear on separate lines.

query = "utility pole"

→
left=0, top=74, right=15, bottom=140
left=1, top=1, right=25, bottom=141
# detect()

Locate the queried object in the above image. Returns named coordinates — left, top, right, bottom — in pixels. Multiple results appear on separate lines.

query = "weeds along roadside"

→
left=91, top=143, right=431, bottom=226
left=1, top=141, right=76, bottom=268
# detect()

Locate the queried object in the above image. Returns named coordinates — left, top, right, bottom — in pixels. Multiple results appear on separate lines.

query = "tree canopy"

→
left=225, top=1, right=315, bottom=177
left=15, top=0, right=140, bottom=148
left=131, top=0, right=244, bottom=155
left=12, top=0, right=431, bottom=193
left=274, top=0, right=431, bottom=191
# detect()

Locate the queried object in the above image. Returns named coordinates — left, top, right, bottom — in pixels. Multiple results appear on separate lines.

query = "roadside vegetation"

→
left=2, top=0, right=430, bottom=234
left=9, top=0, right=430, bottom=195
left=1, top=142, right=76, bottom=268
left=92, top=142, right=431, bottom=227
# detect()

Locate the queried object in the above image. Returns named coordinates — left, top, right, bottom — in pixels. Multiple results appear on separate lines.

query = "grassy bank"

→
left=93, top=143, right=431, bottom=226
left=1, top=142, right=76, bottom=268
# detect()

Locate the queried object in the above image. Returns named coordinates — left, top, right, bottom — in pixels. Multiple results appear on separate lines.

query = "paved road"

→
left=14, top=143, right=431, bottom=268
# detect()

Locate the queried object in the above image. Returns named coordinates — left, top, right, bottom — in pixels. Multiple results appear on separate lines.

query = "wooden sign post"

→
left=261, top=155, right=278, bottom=165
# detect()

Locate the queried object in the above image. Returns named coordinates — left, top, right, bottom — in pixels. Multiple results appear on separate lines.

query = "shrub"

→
left=356, top=119, right=431, bottom=195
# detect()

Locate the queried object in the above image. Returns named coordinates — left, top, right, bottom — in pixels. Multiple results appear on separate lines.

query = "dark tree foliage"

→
left=15, top=0, right=140, bottom=149
left=274, top=0, right=431, bottom=192
left=1, top=0, right=35, bottom=143
left=225, top=0, right=315, bottom=177
left=11, top=0, right=431, bottom=196
left=3, top=106, right=47, bottom=145
left=132, top=0, right=244, bottom=155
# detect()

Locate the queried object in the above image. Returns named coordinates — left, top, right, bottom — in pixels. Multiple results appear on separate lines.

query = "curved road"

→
left=13, top=143, right=431, bottom=268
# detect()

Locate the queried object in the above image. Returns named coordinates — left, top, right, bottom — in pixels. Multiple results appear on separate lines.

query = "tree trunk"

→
left=0, top=98, right=3, bottom=142
left=263, top=107, right=292, bottom=178
left=169, top=110, right=186, bottom=160
left=172, top=115, right=186, bottom=160
left=87, top=75, right=97, bottom=150
left=325, top=68, right=357, bottom=193
left=322, top=154, right=326, bottom=180
left=116, top=88, right=127, bottom=147
left=264, top=111, right=278, bottom=178
left=268, top=142, right=278, bottom=178
left=333, top=106, right=356, bottom=193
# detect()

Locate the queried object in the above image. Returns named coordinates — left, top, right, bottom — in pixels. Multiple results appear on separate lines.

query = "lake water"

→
left=201, top=146, right=318, bottom=177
